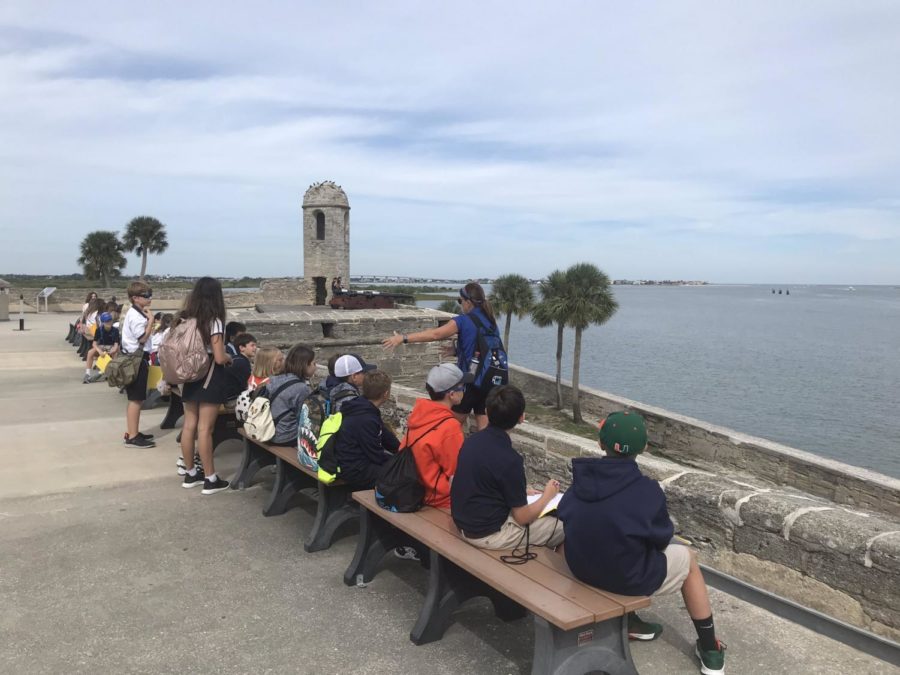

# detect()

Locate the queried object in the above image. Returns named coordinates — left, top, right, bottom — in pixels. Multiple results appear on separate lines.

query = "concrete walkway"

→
left=0, top=314, right=893, bottom=674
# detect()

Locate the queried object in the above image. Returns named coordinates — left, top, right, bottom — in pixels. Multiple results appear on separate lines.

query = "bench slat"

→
left=532, top=543, right=651, bottom=614
left=353, top=492, right=595, bottom=631
left=413, top=507, right=641, bottom=623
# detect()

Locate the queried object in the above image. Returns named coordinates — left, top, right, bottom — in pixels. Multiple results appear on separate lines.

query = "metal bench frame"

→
left=232, top=434, right=359, bottom=552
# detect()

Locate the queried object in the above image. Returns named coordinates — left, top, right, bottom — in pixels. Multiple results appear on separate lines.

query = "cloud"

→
left=0, top=2, right=899, bottom=282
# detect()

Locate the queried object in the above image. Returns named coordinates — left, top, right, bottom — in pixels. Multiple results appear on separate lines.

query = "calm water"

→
left=426, top=285, right=900, bottom=478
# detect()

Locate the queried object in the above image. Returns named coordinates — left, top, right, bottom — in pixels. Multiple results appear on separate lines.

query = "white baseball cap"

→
left=334, top=353, right=377, bottom=378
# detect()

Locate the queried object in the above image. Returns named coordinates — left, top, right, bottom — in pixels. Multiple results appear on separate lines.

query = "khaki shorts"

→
left=464, top=514, right=565, bottom=550
left=653, top=544, right=692, bottom=596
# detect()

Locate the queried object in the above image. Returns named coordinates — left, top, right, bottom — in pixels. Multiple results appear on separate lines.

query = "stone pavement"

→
left=0, top=314, right=894, bottom=674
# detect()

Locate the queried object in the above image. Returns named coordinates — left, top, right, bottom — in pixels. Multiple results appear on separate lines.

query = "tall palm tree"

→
left=122, top=216, right=169, bottom=280
left=77, top=231, right=126, bottom=288
left=531, top=270, right=571, bottom=409
left=564, top=262, right=618, bottom=423
left=489, top=273, right=535, bottom=354
left=437, top=298, right=460, bottom=314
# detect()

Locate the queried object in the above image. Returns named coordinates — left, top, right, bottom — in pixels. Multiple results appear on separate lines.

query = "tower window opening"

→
left=316, top=212, right=325, bottom=240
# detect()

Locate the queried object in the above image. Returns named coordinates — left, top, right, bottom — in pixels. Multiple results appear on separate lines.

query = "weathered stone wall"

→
left=258, top=278, right=313, bottom=305
left=241, top=306, right=452, bottom=387
left=509, top=364, right=900, bottom=519
left=11, top=280, right=317, bottom=313
left=385, top=381, right=900, bottom=639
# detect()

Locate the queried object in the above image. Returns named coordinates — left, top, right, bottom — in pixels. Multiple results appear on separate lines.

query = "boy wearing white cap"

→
left=328, top=353, right=376, bottom=413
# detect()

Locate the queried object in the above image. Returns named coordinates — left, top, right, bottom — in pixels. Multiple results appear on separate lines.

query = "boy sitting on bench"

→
left=84, top=312, right=120, bottom=383
left=451, top=385, right=563, bottom=550
left=557, top=411, right=726, bottom=675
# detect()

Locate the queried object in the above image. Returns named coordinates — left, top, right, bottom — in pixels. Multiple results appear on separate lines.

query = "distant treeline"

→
left=1, top=274, right=264, bottom=290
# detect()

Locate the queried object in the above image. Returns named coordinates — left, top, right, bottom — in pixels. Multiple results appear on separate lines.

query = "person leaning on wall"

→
left=382, top=281, right=501, bottom=431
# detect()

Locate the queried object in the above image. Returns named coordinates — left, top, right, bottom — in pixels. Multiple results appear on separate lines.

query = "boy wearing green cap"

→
left=557, top=411, right=726, bottom=675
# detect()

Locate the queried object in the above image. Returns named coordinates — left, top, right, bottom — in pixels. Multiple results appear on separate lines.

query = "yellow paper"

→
left=147, top=365, right=163, bottom=391
left=96, top=353, right=112, bottom=373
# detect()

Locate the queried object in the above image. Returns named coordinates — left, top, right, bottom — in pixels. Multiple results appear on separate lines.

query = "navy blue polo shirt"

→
left=450, top=425, right=528, bottom=538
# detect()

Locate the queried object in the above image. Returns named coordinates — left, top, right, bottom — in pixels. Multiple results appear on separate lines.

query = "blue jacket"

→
left=334, top=396, right=400, bottom=484
left=557, top=457, right=673, bottom=596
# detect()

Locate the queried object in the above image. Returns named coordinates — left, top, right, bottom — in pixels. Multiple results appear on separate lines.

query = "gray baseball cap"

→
left=426, top=363, right=473, bottom=393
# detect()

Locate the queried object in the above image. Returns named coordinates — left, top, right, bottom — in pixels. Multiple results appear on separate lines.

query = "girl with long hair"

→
left=382, top=281, right=500, bottom=430
left=265, top=344, right=316, bottom=447
left=177, top=277, right=232, bottom=495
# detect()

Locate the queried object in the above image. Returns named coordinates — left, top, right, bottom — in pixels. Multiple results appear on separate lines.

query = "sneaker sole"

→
left=695, top=646, right=725, bottom=675
left=201, top=485, right=229, bottom=495
left=628, top=632, right=661, bottom=641
left=182, top=480, right=204, bottom=489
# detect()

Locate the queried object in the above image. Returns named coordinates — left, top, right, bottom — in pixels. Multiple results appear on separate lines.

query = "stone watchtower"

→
left=302, top=181, right=350, bottom=305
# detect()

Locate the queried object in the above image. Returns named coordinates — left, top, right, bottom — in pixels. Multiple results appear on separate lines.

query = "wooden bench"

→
left=233, top=429, right=358, bottom=552
left=345, top=491, right=650, bottom=675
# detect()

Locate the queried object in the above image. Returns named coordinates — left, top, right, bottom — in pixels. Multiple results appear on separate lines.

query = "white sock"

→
left=188, top=467, right=198, bottom=477
left=85, top=369, right=91, bottom=375
left=206, top=473, right=217, bottom=483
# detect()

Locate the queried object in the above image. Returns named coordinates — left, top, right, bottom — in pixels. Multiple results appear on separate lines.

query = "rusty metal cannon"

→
left=330, top=289, right=415, bottom=310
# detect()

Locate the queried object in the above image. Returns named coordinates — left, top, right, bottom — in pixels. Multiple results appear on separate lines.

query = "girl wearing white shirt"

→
left=176, top=277, right=232, bottom=495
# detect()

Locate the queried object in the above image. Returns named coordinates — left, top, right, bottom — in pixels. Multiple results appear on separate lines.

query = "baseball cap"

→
left=334, top=353, right=377, bottom=378
left=598, top=411, right=647, bottom=456
left=100, top=312, right=113, bottom=323
left=426, top=363, right=473, bottom=393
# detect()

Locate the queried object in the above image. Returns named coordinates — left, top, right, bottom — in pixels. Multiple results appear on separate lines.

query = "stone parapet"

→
left=241, top=306, right=454, bottom=387
left=509, top=364, right=900, bottom=519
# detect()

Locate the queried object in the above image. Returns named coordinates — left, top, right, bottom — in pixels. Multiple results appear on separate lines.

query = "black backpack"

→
left=467, top=312, right=509, bottom=393
left=375, top=420, right=450, bottom=513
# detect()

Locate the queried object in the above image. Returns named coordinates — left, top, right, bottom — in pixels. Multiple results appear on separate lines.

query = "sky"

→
left=1, top=2, right=899, bottom=284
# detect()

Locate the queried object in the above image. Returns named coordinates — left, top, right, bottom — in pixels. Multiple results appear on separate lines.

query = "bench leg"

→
left=303, top=484, right=359, bottom=553
left=531, top=615, right=636, bottom=675
left=343, top=508, right=408, bottom=586
left=231, top=437, right=275, bottom=490
left=263, top=459, right=315, bottom=517
left=212, top=414, right=240, bottom=451
left=160, top=394, right=184, bottom=429
left=410, top=553, right=528, bottom=645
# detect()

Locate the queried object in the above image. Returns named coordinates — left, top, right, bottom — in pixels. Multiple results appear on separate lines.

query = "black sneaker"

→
left=124, top=434, right=156, bottom=448
left=137, top=432, right=155, bottom=441
left=201, top=476, right=230, bottom=495
left=182, top=470, right=205, bottom=489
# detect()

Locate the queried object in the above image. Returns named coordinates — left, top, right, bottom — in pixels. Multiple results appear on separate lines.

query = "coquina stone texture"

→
left=508, top=364, right=900, bottom=519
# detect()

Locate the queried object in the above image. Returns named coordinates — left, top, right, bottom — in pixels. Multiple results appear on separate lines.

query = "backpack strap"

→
left=401, top=417, right=453, bottom=451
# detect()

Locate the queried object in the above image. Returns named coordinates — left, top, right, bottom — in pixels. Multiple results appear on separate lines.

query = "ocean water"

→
left=425, top=285, right=900, bottom=479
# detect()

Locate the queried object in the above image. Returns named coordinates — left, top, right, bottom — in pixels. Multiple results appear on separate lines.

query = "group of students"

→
left=104, top=277, right=724, bottom=673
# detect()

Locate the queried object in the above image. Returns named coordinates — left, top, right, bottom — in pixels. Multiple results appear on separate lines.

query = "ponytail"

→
left=461, top=282, right=497, bottom=325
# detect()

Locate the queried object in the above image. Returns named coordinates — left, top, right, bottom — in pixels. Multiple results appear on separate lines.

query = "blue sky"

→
left=1, top=2, right=899, bottom=283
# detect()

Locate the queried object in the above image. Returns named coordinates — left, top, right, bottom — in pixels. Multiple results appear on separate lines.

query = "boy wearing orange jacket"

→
left=404, top=363, right=470, bottom=509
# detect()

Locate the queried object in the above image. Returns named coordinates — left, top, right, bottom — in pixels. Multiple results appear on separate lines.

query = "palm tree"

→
left=437, top=299, right=460, bottom=314
left=122, top=216, right=169, bottom=279
left=77, top=231, right=126, bottom=288
left=489, top=273, right=535, bottom=354
left=531, top=270, right=570, bottom=409
left=563, top=262, right=618, bottom=423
